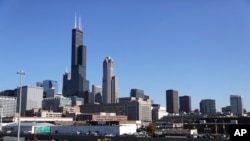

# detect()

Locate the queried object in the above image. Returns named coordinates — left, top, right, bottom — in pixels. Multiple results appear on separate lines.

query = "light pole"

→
left=17, top=70, right=25, bottom=141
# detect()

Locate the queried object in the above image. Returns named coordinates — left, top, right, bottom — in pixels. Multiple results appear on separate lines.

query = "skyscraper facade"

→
left=42, top=80, right=58, bottom=98
left=63, top=16, right=89, bottom=98
left=199, top=99, right=216, bottom=115
left=16, top=86, right=43, bottom=116
left=151, top=104, right=168, bottom=122
left=230, top=95, right=243, bottom=115
left=92, top=85, right=102, bottom=103
left=130, top=88, right=144, bottom=99
left=81, top=97, right=152, bottom=121
left=42, top=96, right=72, bottom=112
left=166, top=89, right=179, bottom=113
left=179, top=95, right=192, bottom=113
left=0, top=90, right=15, bottom=97
left=102, top=57, right=119, bottom=104
left=0, top=96, right=16, bottom=117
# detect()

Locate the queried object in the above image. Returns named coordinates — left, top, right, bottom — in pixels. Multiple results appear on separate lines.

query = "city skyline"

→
left=1, top=0, right=250, bottom=111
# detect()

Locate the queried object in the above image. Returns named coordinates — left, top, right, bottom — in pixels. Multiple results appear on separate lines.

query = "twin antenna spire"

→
left=74, top=13, right=82, bottom=31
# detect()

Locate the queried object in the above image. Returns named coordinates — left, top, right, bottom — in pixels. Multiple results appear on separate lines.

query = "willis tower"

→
left=63, top=16, right=89, bottom=97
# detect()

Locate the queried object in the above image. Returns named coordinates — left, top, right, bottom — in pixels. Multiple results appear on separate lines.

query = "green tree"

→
left=146, top=123, right=156, bottom=136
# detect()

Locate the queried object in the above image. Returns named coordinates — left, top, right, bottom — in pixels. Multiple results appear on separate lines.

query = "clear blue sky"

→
left=1, top=0, right=250, bottom=112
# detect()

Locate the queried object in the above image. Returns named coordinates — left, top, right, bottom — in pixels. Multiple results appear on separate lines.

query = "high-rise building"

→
left=199, top=99, right=216, bottom=115
left=71, top=96, right=84, bottom=106
left=151, top=104, right=168, bottom=122
left=102, top=57, right=119, bottom=104
left=0, top=90, right=15, bottom=97
left=0, top=96, right=17, bottom=117
left=221, top=106, right=231, bottom=114
left=166, top=89, right=179, bottom=113
left=63, top=16, right=89, bottom=98
left=83, top=91, right=91, bottom=104
left=42, top=96, right=72, bottom=112
left=230, top=95, right=243, bottom=115
left=92, top=85, right=102, bottom=103
left=130, top=88, right=144, bottom=99
left=130, top=88, right=150, bottom=101
left=179, top=95, right=192, bottom=113
left=81, top=97, right=152, bottom=121
left=41, top=80, right=58, bottom=98
left=15, top=86, right=43, bottom=116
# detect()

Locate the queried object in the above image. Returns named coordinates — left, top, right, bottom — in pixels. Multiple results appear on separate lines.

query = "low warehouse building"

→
left=3, top=122, right=55, bottom=134
left=51, top=124, right=136, bottom=135
left=3, top=122, right=136, bottom=136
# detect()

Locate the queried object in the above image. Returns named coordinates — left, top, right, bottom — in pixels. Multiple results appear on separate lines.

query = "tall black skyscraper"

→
left=63, top=16, right=89, bottom=97
left=179, top=95, right=192, bottom=113
left=166, top=89, right=179, bottom=114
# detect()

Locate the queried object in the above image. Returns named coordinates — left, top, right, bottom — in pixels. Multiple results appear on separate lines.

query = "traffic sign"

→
left=36, top=126, right=50, bottom=133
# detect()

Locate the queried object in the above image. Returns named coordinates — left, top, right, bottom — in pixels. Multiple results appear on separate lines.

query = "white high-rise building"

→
left=16, top=86, right=43, bottom=116
left=102, top=57, right=119, bottom=104
left=230, top=95, right=243, bottom=116
left=0, top=96, right=17, bottom=117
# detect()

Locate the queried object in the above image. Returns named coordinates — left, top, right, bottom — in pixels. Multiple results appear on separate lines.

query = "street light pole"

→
left=17, top=70, right=25, bottom=141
